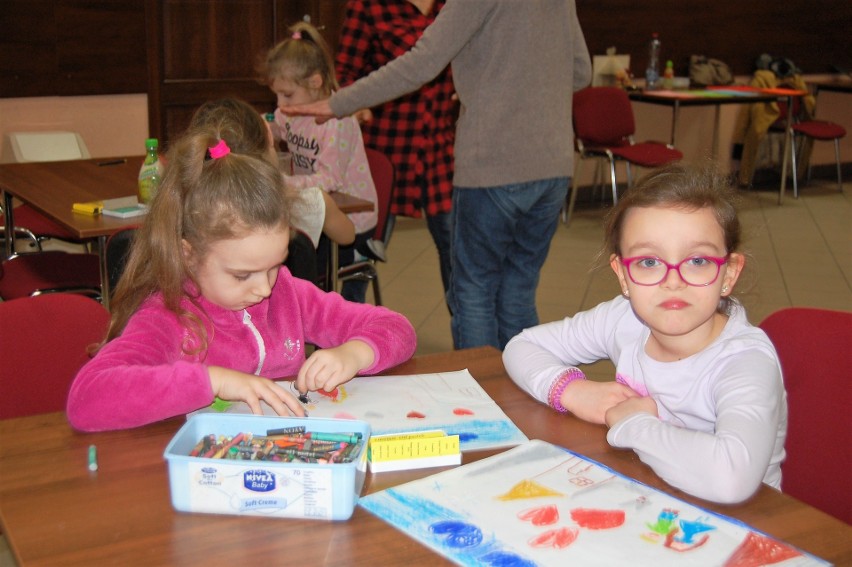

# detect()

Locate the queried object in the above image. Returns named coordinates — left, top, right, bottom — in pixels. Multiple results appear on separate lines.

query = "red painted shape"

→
left=452, top=408, right=474, bottom=415
left=316, top=387, right=339, bottom=400
left=517, top=505, right=560, bottom=526
left=406, top=411, right=426, bottom=419
left=722, top=531, right=801, bottom=567
left=528, top=527, right=579, bottom=549
left=569, top=508, right=626, bottom=530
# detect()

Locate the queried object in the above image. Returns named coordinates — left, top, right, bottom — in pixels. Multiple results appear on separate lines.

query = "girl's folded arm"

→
left=607, top=355, right=783, bottom=503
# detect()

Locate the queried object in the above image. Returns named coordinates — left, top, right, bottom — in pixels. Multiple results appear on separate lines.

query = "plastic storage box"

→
left=164, top=414, right=370, bottom=520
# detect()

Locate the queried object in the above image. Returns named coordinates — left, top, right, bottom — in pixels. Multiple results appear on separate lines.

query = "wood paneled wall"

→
left=576, top=0, right=851, bottom=78
left=2, top=1, right=849, bottom=99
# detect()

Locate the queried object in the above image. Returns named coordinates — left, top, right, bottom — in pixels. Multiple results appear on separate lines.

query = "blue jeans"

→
left=448, top=177, right=569, bottom=350
left=426, top=211, right=453, bottom=298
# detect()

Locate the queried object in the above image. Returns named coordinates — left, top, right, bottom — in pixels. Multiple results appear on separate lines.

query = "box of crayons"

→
left=163, top=414, right=370, bottom=520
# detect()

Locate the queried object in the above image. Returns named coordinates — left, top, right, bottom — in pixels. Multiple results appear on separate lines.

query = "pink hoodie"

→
left=67, top=268, right=416, bottom=431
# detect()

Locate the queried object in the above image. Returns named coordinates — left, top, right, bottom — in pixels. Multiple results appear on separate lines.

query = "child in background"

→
left=503, top=164, right=786, bottom=504
left=192, top=98, right=355, bottom=266
left=66, top=118, right=416, bottom=433
left=259, top=21, right=378, bottom=303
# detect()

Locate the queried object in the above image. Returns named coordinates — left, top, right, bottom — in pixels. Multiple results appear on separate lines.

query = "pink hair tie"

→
left=207, top=139, right=230, bottom=160
left=291, top=31, right=302, bottom=40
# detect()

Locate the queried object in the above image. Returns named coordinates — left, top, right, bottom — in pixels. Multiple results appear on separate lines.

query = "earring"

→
left=721, top=285, right=729, bottom=294
left=622, top=289, right=630, bottom=298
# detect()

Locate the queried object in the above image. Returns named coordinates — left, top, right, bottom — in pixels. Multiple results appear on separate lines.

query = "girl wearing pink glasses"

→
left=503, top=163, right=785, bottom=505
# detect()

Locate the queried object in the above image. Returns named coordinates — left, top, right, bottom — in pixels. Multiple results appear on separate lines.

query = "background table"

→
left=1, top=157, right=144, bottom=308
left=1, top=347, right=849, bottom=565
left=629, top=87, right=806, bottom=201
left=1, top=158, right=374, bottom=306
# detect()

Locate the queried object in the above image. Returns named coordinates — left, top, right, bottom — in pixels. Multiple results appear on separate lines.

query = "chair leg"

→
left=625, top=163, right=634, bottom=190
left=607, top=154, right=618, bottom=205
left=371, top=273, right=382, bottom=306
left=834, top=138, right=843, bottom=193
left=790, top=132, right=799, bottom=199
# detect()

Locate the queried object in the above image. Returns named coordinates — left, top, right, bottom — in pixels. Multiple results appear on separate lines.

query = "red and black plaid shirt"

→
left=336, top=0, right=456, bottom=218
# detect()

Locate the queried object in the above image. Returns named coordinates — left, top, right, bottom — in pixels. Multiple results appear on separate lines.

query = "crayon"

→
left=309, top=432, right=362, bottom=444
left=88, top=444, right=98, bottom=472
left=266, top=426, right=306, bottom=436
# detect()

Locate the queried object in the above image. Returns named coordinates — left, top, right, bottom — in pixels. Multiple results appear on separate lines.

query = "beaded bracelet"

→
left=547, top=368, right=586, bottom=414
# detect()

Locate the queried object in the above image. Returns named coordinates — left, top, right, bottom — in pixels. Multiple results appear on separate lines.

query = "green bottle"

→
left=138, top=138, right=161, bottom=205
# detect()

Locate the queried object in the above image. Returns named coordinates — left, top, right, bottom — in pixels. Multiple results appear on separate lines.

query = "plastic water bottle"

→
left=645, top=33, right=661, bottom=90
left=138, top=138, right=161, bottom=205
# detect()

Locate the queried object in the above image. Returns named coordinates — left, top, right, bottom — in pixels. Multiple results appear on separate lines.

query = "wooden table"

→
left=808, top=77, right=852, bottom=95
left=1, top=157, right=144, bottom=308
left=1, top=347, right=849, bottom=566
left=0, top=158, right=374, bottom=307
left=629, top=87, right=806, bottom=203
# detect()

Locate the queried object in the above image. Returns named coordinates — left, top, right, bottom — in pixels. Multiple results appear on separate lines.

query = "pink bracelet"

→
left=547, top=368, right=586, bottom=414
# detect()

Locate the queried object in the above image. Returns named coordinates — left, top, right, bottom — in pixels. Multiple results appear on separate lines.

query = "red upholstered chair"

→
left=564, top=86, right=683, bottom=226
left=775, top=99, right=846, bottom=201
left=0, top=293, right=110, bottom=419
left=0, top=251, right=101, bottom=301
left=759, top=307, right=852, bottom=524
left=336, top=148, right=395, bottom=305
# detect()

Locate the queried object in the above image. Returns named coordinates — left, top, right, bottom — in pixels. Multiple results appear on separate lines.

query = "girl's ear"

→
left=307, top=73, right=323, bottom=91
left=610, top=254, right=630, bottom=295
left=721, top=252, right=746, bottom=295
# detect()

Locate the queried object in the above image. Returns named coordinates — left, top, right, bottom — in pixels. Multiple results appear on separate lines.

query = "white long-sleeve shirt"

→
left=503, top=296, right=787, bottom=504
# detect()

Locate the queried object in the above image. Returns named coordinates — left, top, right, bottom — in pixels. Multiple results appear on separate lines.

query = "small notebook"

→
left=103, top=196, right=147, bottom=218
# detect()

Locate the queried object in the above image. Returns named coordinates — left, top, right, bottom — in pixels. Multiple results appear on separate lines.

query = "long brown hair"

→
left=105, top=119, right=292, bottom=351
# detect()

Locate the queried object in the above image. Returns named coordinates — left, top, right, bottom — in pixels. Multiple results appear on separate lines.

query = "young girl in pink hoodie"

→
left=260, top=21, right=379, bottom=303
left=66, top=118, right=416, bottom=432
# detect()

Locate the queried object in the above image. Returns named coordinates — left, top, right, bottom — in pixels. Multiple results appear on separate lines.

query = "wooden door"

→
left=145, top=0, right=346, bottom=147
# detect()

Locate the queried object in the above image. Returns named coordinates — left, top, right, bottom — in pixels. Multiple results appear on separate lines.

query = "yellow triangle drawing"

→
left=497, top=479, right=564, bottom=501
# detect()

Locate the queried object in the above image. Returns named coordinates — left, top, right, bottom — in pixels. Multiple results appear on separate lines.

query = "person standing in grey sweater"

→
left=284, top=0, right=592, bottom=350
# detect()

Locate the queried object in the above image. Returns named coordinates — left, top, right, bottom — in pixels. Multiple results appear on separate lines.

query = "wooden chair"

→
left=0, top=293, right=110, bottom=419
left=759, top=307, right=852, bottom=524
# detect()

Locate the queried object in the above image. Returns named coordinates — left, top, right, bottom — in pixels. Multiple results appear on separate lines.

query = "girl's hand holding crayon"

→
left=563, top=380, right=639, bottom=425
left=296, top=340, right=375, bottom=395
left=209, top=366, right=306, bottom=418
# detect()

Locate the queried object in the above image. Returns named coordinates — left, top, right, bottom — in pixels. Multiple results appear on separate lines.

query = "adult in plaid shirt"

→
left=283, top=0, right=591, bottom=351
left=336, top=0, right=456, bottom=303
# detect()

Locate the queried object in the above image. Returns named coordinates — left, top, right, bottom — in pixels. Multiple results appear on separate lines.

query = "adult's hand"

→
left=280, top=99, right=335, bottom=124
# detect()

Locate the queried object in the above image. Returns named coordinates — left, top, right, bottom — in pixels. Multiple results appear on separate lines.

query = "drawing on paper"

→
left=199, top=369, right=528, bottom=452
left=359, top=440, right=829, bottom=567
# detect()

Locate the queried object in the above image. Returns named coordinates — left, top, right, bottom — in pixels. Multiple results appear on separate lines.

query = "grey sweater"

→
left=330, top=0, right=592, bottom=189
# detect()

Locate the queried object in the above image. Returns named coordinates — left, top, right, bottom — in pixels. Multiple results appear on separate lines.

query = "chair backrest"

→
left=7, top=131, right=91, bottom=163
left=572, top=87, right=636, bottom=147
left=364, top=147, right=395, bottom=246
left=758, top=307, right=852, bottom=524
left=105, top=226, right=139, bottom=294
left=0, top=294, right=110, bottom=419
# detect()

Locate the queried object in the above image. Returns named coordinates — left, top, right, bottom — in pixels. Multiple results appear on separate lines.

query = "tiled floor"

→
left=0, top=177, right=848, bottom=566
left=372, top=176, right=851, bottom=381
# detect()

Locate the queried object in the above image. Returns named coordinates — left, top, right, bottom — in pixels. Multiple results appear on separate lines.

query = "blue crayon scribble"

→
left=676, top=518, right=716, bottom=544
left=479, top=551, right=537, bottom=567
left=430, top=520, right=483, bottom=548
